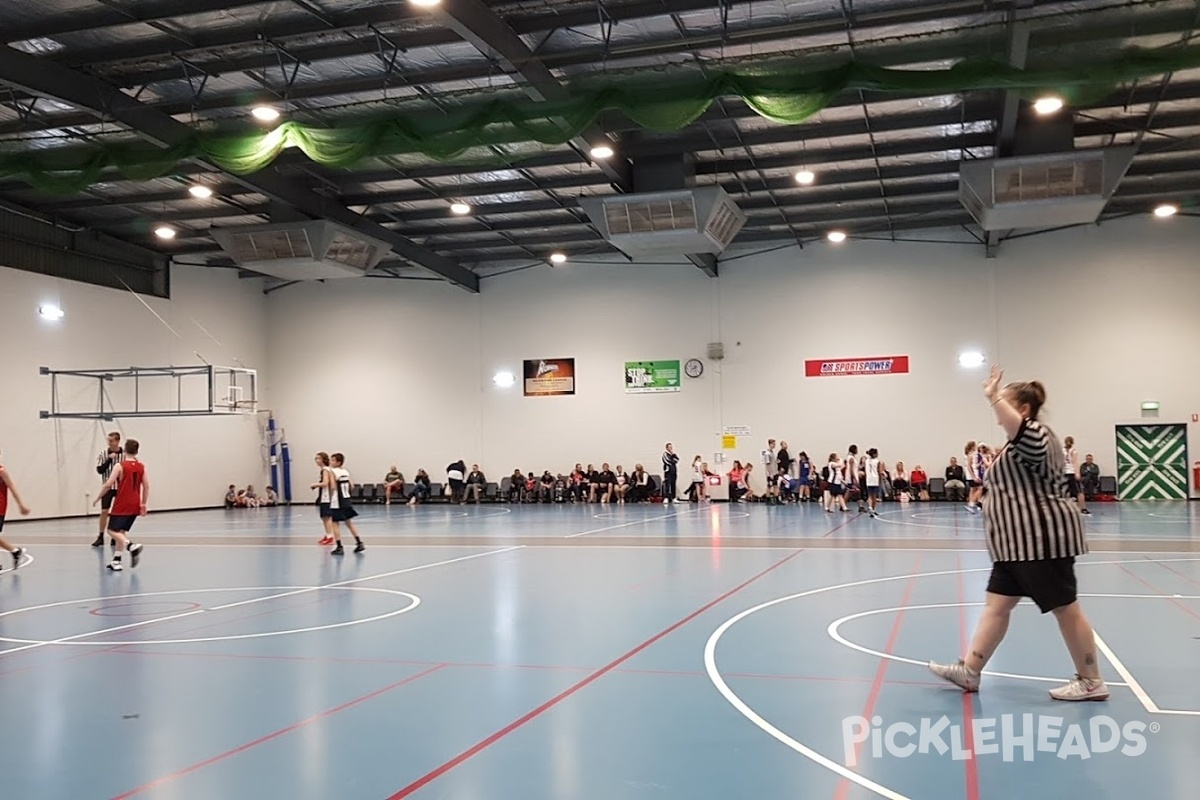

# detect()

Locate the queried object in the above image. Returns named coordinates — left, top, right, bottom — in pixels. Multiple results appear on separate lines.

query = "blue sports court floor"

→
left=2, top=501, right=1198, bottom=799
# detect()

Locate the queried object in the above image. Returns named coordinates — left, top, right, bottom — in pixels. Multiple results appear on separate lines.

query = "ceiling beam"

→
left=431, top=0, right=630, bottom=191
left=0, top=44, right=479, bottom=292
left=2, top=0, right=271, bottom=43
left=988, top=0, right=1035, bottom=255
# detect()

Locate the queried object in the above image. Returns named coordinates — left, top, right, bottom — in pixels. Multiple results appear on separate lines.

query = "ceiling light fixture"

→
left=492, top=371, right=516, bottom=388
left=38, top=304, right=65, bottom=321
left=450, top=202, right=471, bottom=215
left=589, top=145, right=614, bottom=159
left=1153, top=203, right=1178, bottom=218
left=794, top=170, right=815, bottom=185
left=251, top=105, right=280, bottom=122
left=154, top=225, right=177, bottom=239
left=188, top=185, right=213, bottom=199
left=409, top=0, right=442, bottom=6
left=1032, top=95, right=1064, bottom=115
left=826, top=230, right=847, bottom=243
left=549, top=252, right=567, bottom=264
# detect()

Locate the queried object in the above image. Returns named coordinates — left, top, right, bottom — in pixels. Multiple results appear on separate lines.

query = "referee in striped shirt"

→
left=92, top=431, right=122, bottom=548
left=930, top=366, right=1108, bottom=702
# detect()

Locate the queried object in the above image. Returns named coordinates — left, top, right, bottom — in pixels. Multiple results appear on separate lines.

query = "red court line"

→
left=383, top=546, right=813, bottom=799
left=955, top=554, right=982, bottom=800
left=1147, top=558, right=1200, bottom=590
left=110, top=663, right=446, bottom=800
left=831, top=554, right=922, bottom=800
left=1113, top=562, right=1200, bottom=623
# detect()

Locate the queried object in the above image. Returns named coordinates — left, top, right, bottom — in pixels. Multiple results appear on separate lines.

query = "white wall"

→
left=0, top=265, right=269, bottom=518
left=260, top=215, right=1198, bottom=495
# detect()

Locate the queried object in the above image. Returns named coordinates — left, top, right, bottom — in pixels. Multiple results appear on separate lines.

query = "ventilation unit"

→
left=210, top=220, right=392, bottom=280
left=959, top=147, right=1134, bottom=231
left=579, top=187, right=746, bottom=258
left=706, top=342, right=725, bottom=361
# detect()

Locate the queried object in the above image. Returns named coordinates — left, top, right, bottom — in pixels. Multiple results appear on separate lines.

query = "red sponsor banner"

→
left=805, top=355, right=910, bottom=377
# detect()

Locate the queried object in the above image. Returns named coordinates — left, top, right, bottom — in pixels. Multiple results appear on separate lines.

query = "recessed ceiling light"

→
left=1033, top=95, right=1064, bottom=115
left=188, top=185, right=213, bottom=199
left=1153, top=203, right=1178, bottom=218
left=958, top=351, right=986, bottom=368
left=251, top=106, right=280, bottom=122
left=549, top=252, right=567, bottom=264
left=38, top=304, right=65, bottom=321
left=795, top=170, right=815, bottom=185
left=155, top=225, right=176, bottom=239
left=450, top=202, right=471, bottom=215
left=409, top=0, right=442, bottom=7
left=589, top=145, right=614, bottom=159
left=826, top=230, right=847, bottom=243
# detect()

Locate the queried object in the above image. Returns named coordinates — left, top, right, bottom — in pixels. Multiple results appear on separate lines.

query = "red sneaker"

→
left=318, top=536, right=333, bottom=545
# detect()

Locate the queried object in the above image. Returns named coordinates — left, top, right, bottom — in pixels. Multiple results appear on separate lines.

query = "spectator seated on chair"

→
left=383, top=466, right=405, bottom=505
left=944, top=457, right=967, bottom=501
left=538, top=470, right=555, bottom=503
left=910, top=465, right=929, bottom=500
left=225, top=485, right=238, bottom=509
left=630, top=464, right=651, bottom=502
left=569, top=465, right=588, bottom=502
left=524, top=472, right=538, bottom=503
left=595, top=463, right=616, bottom=503
left=1080, top=454, right=1101, bottom=499
left=613, top=465, right=631, bottom=504
left=463, top=464, right=486, bottom=503
left=407, top=469, right=432, bottom=506
left=507, top=469, right=525, bottom=503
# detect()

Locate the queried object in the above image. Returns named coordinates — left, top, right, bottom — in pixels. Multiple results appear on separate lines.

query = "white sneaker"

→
left=928, top=659, right=980, bottom=692
left=1049, top=675, right=1109, bottom=702
left=106, top=560, right=123, bottom=571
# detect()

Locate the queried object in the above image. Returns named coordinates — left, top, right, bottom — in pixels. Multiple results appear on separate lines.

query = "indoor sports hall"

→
left=1, top=2, right=1199, bottom=799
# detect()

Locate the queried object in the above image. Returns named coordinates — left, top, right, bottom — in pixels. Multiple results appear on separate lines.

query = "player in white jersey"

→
left=329, top=453, right=365, bottom=555
left=312, top=452, right=338, bottom=545
left=864, top=448, right=883, bottom=517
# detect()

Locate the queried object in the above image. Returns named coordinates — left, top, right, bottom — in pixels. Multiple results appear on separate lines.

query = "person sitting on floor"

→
left=262, top=486, right=279, bottom=506
left=225, top=484, right=238, bottom=509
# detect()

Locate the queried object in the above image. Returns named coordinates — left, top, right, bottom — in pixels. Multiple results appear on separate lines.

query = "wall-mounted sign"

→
left=523, top=358, right=575, bottom=396
left=722, top=425, right=751, bottom=436
left=722, top=435, right=738, bottom=449
left=805, top=356, right=910, bottom=377
left=624, top=360, right=681, bottom=393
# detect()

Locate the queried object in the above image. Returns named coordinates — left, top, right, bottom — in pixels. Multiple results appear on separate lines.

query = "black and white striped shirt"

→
left=983, top=419, right=1086, bottom=562
left=96, top=448, right=120, bottom=484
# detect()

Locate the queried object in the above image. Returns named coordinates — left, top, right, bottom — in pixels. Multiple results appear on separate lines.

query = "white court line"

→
left=0, top=551, right=35, bottom=574
left=1093, top=631, right=1162, bottom=714
left=826, top=603, right=1132, bottom=686
left=0, top=545, right=521, bottom=658
left=563, top=506, right=709, bottom=538
left=208, top=546, right=522, bottom=610
left=705, top=555, right=1200, bottom=800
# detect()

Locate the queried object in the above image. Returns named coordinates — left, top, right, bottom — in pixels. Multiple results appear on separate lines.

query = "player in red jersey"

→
left=0, top=451, right=31, bottom=571
left=94, top=439, right=148, bottom=571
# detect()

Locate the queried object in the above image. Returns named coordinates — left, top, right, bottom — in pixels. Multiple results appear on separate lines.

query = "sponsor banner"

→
left=524, top=358, right=575, bottom=396
left=625, top=360, right=681, bottom=393
left=805, top=355, right=910, bottom=377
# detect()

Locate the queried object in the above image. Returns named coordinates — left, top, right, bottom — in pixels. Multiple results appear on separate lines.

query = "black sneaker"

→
left=12, top=548, right=23, bottom=569
left=129, top=543, right=143, bottom=568
left=91, top=535, right=104, bottom=548
left=353, top=541, right=365, bottom=554
left=331, top=544, right=344, bottom=556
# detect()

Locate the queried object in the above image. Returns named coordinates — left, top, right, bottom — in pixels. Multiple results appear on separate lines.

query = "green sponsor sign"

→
left=625, top=360, right=681, bottom=393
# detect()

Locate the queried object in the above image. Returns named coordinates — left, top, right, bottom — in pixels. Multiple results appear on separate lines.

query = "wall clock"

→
left=684, top=358, right=704, bottom=378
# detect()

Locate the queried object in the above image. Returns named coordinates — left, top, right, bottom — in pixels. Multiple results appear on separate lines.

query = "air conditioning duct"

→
left=579, top=187, right=746, bottom=258
left=210, top=220, right=392, bottom=280
left=959, top=147, right=1134, bottom=231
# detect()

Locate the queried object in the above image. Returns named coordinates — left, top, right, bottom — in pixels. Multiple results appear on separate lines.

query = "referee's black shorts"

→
left=100, top=489, right=117, bottom=510
left=987, top=557, right=1077, bottom=613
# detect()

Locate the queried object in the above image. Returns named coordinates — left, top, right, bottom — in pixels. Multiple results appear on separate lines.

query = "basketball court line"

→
left=563, top=505, right=709, bottom=537
left=0, top=546, right=520, bottom=658
left=705, top=555, right=1200, bottom=800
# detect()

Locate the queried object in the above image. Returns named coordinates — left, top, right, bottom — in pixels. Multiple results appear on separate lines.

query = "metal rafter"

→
left=430, top=0, right=631, bottom=191
left=986, top=0, right=1035, bottom=255
left=0, top=44, right=479, bottom=291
